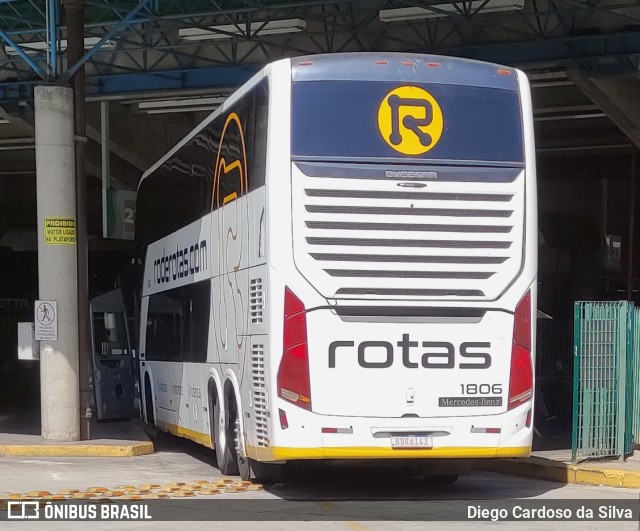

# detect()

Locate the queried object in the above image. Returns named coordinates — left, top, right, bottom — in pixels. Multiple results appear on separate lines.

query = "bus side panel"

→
left=211, top=194, right=251, bottom=371
left=518, top=67, right=538, bottom=388
left=182, top=362, right=213, bottom=447
left=249, top=60, right=293, bottom=460
left=247, top=187, right=267, bottom=269
left=247, top=189, right=268, bottom=335
left=151, top=362, right=183, bottom=432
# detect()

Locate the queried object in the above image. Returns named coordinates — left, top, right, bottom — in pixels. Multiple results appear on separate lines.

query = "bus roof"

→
left=291, top=52, right=520, bottom=92
left=139, top=52, right=521, bottom=189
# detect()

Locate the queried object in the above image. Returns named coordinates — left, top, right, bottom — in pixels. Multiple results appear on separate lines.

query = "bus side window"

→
left=146, top=281, right=210, bottom=363
left=146, top=293, right=182, bottom=361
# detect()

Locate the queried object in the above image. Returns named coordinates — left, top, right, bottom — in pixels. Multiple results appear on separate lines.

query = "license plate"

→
left=391, top=435, right=433, bottom=449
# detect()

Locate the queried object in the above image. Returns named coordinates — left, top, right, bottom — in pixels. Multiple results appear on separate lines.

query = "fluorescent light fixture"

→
left=534, top=112, right=606, bottom=122
left=0, top=119, right=10, bottom=124
left=179, top=18, right=306, bottom=41
left=135, top=96, right=228, bottom=114
left=4, top=37, right=116, bottom=56
left=379, top=0, right=524, bottom=21
left=137, top=96, right=227, bottom=110
left=144, top=107, right=219, bottom=115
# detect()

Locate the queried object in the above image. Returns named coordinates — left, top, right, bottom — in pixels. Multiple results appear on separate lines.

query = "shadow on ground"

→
left=147, top=429, right=565, bottom=501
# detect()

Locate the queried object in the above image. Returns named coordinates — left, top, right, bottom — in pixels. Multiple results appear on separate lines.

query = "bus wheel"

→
left=233, top=411, right=251, bottom=481
left=214, top=398, right=239, bottom=476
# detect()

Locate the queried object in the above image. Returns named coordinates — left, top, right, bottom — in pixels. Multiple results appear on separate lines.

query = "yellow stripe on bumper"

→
left=247, top=445, right=530, bottom=461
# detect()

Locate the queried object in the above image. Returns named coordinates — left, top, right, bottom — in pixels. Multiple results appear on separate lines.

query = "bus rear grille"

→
left=251, top=344, right=268, bottom=447
left=293, top=169, right=524, bottom=300
left=336, top=288, right=485, bottom=297
left=325, top=269, right=494, bottom=279
left=306, top=221, right=511, bottom=233
left=312, top=253, right=506, bottom=264
left=305, top=189, right=513, bottom=202
left=306, top=205, right=513, bottom=217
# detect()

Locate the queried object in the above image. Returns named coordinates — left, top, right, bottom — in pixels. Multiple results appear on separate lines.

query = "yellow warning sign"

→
left=377, top=85, right=444, bottom=156
left=44, top=217, right=76, bottom=245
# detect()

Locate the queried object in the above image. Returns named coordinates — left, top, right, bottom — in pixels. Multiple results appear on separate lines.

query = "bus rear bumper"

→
left=247, top=444, right=530, bottom=462
left=246, top=402, right=533, bottom=462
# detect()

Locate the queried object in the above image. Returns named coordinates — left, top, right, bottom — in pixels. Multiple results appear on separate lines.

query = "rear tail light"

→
left=277, top=287, right=311, bottom=410
left=508, top=291, right=533, bottom=410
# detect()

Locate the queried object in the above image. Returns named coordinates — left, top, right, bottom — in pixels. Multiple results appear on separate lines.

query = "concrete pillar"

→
left=35, top=85, right=80, bottom=442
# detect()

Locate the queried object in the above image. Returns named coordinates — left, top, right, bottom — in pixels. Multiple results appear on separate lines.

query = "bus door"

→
left=90, top=289, right=135, bottom=421
left=143, top=292, right=184, bottom=419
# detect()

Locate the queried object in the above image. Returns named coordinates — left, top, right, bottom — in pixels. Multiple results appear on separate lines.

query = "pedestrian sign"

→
left=35, top=300, right=57, bottom=341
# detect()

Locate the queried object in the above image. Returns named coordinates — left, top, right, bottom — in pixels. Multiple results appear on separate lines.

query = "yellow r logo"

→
left=377, top=86, right=444, bottom=156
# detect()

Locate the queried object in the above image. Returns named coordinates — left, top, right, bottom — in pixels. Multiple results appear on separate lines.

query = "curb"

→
left=0, top=441, right=154, bottom=458
left=475, top=457, right=640, bottom=489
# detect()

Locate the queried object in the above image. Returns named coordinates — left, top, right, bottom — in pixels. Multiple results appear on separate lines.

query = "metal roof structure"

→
left=0, top=0, right=639, bottom=99
left=0, top=1, right=637, bottom=237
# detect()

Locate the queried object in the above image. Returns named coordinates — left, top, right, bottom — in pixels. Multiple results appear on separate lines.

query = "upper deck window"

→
left=292, top=81, right=524, bottom=164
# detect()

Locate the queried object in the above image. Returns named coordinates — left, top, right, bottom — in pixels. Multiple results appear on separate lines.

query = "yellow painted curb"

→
left=572, top=467, right=640, bottom=489
left=475, top=458, right=640, bottom=488
left=0, top=441, right=154, bottom=458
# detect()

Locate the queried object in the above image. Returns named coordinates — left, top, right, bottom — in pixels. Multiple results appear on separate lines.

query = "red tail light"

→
left=277, top=287, right=311, bottom=410
left=508, top=291, right=533, bottom=410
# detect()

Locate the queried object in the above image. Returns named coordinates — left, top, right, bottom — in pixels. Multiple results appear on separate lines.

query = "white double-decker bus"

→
left=136, top=53, right=537, bottom=481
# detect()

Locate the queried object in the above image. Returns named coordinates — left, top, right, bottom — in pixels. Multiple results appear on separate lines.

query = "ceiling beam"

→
left=85, top=124, right=147, bottom=171
left=448, top=30, right=640, bottom=66
left=84, top=65, right=256, bottom=97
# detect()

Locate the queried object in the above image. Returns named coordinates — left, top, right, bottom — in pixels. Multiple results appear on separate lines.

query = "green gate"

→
left=632, top=307, right=640, bottom=449
left=572, top=301, right=635, bottom=463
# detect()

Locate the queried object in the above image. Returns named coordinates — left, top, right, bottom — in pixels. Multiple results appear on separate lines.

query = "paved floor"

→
left=0, top=433, right=638, bottom=530
left=1, top=412, right=638, bottom=529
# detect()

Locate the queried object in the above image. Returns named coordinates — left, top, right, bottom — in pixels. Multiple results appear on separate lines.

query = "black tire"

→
left=250, top=460, right=283, bottom=484
left=425, top=474, right=459, bottom=485
left=214, top=398, right=239, bottom=476
left=237, top=442, right=251, bottom=481
left=143, top=374, right=154, bottom=425
left=229, top=398, right=251, bottom=481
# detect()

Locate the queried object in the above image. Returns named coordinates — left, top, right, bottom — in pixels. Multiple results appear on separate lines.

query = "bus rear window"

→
left=292, top=81, right=524, bottom=163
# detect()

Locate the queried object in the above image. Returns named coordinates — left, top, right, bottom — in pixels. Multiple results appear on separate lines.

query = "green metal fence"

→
left=572, top=301, right=634, bottom=463
left=632, top=307, right=640, bottom=448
